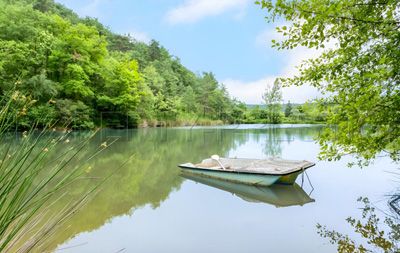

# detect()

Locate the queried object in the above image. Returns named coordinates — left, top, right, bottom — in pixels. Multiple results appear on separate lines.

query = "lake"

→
left=21, top=125, right=399, bottom=252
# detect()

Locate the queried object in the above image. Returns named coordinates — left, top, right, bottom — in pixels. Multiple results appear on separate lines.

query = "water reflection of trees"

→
left=2, top=126, right=323, bottom=252
left=389, top=194, right=400, bottom=216
left=263, top=127, right=283, bottom=157
left=244, top=125, right=322, bottom=158
left=5, top=128, right=247, bottom=252
left=317, top=197, right=399, bottom=253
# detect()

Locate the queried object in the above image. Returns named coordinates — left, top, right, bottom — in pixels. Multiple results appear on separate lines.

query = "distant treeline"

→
left=0, top=0, right=245, bottom=129
left=235, top=102, right=329, bottom=124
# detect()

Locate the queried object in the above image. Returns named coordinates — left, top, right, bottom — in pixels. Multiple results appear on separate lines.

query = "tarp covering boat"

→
left=178, top=157, right=315, bottom=186
left=182, top=157, right=314, bottom=175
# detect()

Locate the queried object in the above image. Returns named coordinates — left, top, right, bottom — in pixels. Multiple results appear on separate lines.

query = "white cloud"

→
left=281, top=47, right=322, bottom=77
left=125, top=30, right=151, bottom=44
left=165, top=0, right=249, bottom=25
left=255, top=25, right=282, bottom=47
left=233, top=5, right=248, bottom=21
left=223, top=26, right=330, bottom=104
left=223, top=77, right=275, bottom=104
left=256, top=25, right=337, bottom=77
left=223, top=78, right=321, bottom=104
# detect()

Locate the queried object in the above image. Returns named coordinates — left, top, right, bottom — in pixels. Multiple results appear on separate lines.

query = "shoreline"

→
left=13, top=122, right=326, bottom=132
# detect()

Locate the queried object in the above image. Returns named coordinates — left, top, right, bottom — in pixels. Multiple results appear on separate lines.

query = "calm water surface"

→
left=33, top=125, right=398, bottom=252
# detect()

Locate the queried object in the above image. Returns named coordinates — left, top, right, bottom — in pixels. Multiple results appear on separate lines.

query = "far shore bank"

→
left=12, top=121, right=326, bottom=133
left=137, top=119, right=325, bottom=128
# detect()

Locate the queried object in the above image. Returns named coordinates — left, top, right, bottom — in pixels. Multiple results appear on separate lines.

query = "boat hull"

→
left=179, top=166, right=281, bottom=186
left=276, top=171, right=303, bottom=185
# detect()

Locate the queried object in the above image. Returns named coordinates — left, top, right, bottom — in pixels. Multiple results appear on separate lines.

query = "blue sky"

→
left=55, top=0, right=320, bottom=104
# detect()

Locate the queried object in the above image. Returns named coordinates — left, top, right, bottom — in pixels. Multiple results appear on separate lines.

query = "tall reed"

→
left=0, top=92, right=111, bottom=252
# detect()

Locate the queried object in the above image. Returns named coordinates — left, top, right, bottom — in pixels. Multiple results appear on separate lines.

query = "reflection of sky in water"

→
left=58, top=126, right=398, bottom=253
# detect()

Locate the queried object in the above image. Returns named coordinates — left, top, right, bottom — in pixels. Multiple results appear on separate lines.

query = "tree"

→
left=230, top=101, right=247, bottom=123
left=284, top=101, right=293, bottom=118
left=0, top=0, right=238, bottom=129
left=56, top=99, right=94, bottom=129
left=154, top=92, right=179, bottom=120
left=98, top=58, right=143, bottom=126
left=263, top=79, right=282, bottom=123
left=181, top=86, right=197, bottom=113
left=290, top=107, right=303, bottom=121
left=33, top=0, right=53, bottom=12
left=22, top=72, right=60, bottom=101
left=257, top=0, right=400, bottom=164
left=196, top=72, right=231, bottom=119
left=250, top=105, right=262, bottom=122
left=148, top=40, right=167, bottom=62
left=62, top=64, right=93, bottom=100
left=143, top=65, right=164, bottom=93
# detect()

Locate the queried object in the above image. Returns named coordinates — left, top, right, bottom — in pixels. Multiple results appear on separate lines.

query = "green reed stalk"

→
left=0, top=92, right=112, bottom=252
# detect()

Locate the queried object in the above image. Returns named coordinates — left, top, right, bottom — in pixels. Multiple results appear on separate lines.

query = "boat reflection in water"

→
left=181, top=172, right=315, bottom=207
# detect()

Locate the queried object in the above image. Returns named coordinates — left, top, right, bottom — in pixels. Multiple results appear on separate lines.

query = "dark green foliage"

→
left=0, top=0, right=239, bottom=128
left=56, top=99, right=94, bottom=129
left=285, top=101, right=292, bottom=117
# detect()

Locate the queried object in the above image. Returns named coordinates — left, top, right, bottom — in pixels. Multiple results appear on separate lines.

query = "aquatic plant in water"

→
left=317, top=197, right=399, bottom=253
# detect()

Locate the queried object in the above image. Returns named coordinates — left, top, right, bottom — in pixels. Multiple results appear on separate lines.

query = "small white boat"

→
left=178, top=156, right=315, bottom=186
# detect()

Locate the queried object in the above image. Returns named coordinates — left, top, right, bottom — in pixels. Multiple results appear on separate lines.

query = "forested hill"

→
left=0, top=0, right=244, bottom=129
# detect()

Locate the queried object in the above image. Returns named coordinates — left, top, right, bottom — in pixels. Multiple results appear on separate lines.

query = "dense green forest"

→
left=0, top=0, right=245, bottom=129
left=0, top=0, right=330, bottom=129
